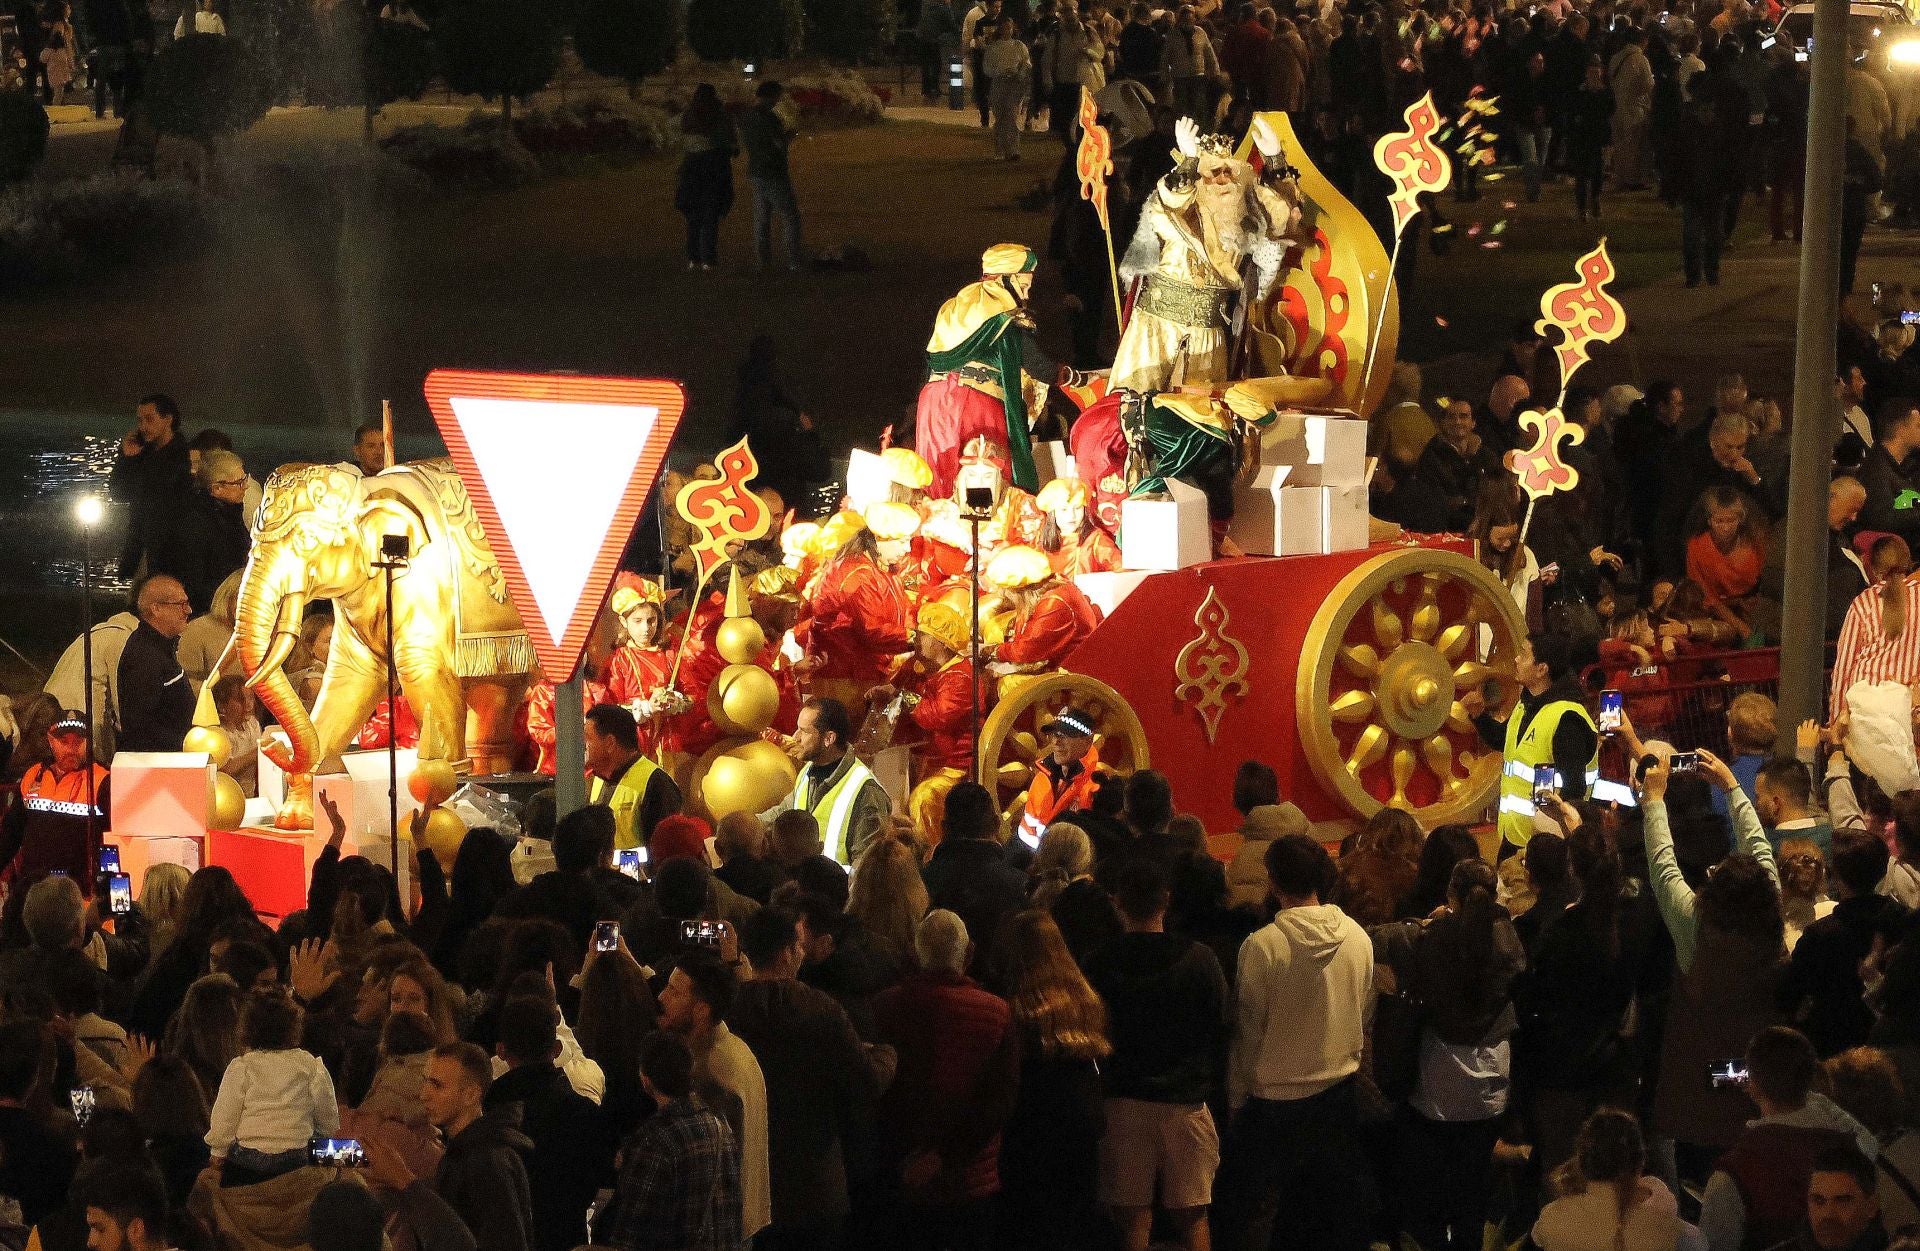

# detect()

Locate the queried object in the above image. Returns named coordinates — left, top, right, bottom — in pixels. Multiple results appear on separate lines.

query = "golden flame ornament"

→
left=1173, top=587, right=1252, bottom=744
left=1535, top=239, right=1627, bottom=405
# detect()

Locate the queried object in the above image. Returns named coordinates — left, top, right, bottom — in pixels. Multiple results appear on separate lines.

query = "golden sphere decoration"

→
left=1296, top=547, right=1523, bottom=825
left=183, top=725, right=233, bottom=767
left=697, top=738, right=797, bottom=819
left=408, top=760, right=459, bottom=808
left=709, top=664, right=781, bottom=736
left=421, top=806, right=467, bottom=872
left=208, top=772, right=247, bottom=831
left=715, top=616, right=766, bottom=666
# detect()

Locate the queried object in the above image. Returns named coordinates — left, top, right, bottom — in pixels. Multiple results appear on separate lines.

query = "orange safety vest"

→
left=1018, top=745, right=1103, bottom=848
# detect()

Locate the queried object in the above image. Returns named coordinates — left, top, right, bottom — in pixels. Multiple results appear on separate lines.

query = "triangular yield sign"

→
left=424, top=370, right=684, bottom=683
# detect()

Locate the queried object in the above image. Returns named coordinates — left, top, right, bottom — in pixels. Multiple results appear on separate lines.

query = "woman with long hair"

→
left=574, top=948, right=659, bottom=1141
left=1398, top=824, right=1481, bottom=920
left=133, top=1053, right=213, bottom=1211
left=128, top=867, right=257, bottom=1038
left=415, top=826, right=517, bottom=982
left=384, top=958, right=458, bottom=1045
left=1532, top=1108, right=1703, bottom=1250
left=1684, top=485, right=1766, bottom=618
left=1335, top=807, right=1425, bottom=927
left=1397, top=858, right=1528, bottom=1251
left=993, top=910, right=1111, bottom=1250
left=1831, top=534, right=1920, bottom=717
left=161, top=972, right=245, bottom=1104
left=132, top=861, right=192, bottom=959
left=1027, top=822, right=1122, bottom=966
left=675, top=82, right=737, bottom=271
left=848, top=837, right=929, bottom=971
left=1469, top=487, right=1540, bottom=620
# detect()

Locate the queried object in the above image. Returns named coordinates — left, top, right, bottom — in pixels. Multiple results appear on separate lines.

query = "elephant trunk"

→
left=236, top=575, right=317, bottom=773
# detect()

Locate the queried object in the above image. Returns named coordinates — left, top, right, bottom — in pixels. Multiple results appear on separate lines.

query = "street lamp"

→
left=73, top=495, right=105, bottom=850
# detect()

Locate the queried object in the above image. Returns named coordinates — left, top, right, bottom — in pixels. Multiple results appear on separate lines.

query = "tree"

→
left=685, top=0, right=800, bottom=62
left=142, top=33, right=274, bottom=164
left=437, top=0, right=559, bottom=127
left=362, top=18, right=437, bottom=134
left=574, top=0, right=679, bottom=93
left=803, top=0, right=893, bottom=62
left=0, top=90, right=51, bottom=186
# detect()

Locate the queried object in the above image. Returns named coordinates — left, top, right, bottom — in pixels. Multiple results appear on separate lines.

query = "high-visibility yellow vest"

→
left=1498, top=698, right=1599, bottom=848
left=590, top=754, right=663, bottom=851
left=787, top=757, right=877, bottom=866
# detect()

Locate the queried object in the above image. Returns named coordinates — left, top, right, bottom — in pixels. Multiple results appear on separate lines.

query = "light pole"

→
left=374, top=533, right=411, bottom=878
left=74, top=495, right=105, bottom=849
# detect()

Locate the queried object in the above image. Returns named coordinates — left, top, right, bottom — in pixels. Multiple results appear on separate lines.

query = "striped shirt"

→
left=1831, top=575, right=1920, bottom=712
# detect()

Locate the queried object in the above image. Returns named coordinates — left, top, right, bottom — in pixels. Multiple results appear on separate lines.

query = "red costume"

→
left=805, top=557, right=913, bottom=685
left=999, top=580, right=1103, bottom=667
left=520, top=677, right=611, bottom=774
left=606, top=643, right=675, bottom=755
left=1048, top=527, right=1121, bottom=578
left=896, top=655, right=979, bottom=773
left=353, top=696, right=420, bottom=750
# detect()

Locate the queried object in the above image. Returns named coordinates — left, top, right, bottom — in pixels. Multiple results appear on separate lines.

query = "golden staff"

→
left=1075, top=87, right=1124, bottom=331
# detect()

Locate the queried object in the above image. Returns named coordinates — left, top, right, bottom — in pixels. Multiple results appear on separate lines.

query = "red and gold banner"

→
left=1371, top=92, right=1452, bottom=236
left=1075, top=86, right=1113, bottom=233
left=674, top=437, right=772, bottom=581
left=1511, top=407, right=1585, bottom=502
left=1535, top=238, right=1627, bottom=401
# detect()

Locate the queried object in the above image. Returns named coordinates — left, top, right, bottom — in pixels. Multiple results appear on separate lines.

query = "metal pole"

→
left=384, top=563, right=399, bottom=878
left=968, top=515, right=982, bottom=784
left=1776, top=0, right=1849, bottom=749
left=555, top=676, right=586, bottom=817
left=81, top=527, right=97, bottom=855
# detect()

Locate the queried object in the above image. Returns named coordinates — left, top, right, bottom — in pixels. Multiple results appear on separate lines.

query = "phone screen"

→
left=108, top=873, right=133, bottom=916
left=1532, top=765, right=1558, bottom=808
left=614, top=848, right=644, bottom=880
left=680, top=919, right=723, bottom=949
left=309, top=1137, right=368, bottom=1167
left=1708, top=1059, right=1749, bottom=1089
left=97, top=845, right=121, bottom=874
left=1670, top=751, right=1700, bottom=773
left=594, top=921, right=619, bottom=953
left=70, top=1086, right=95, bottom=1126
left=1598, top=689, right=1623, bottom=733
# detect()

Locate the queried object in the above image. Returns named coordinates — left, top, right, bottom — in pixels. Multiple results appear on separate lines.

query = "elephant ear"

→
left=358, top=491, right=432, bottom=563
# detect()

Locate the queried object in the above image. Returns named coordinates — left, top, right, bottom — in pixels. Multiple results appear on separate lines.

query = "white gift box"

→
left=109, top=751, right=212, bottom=839
left=1074, top=569, right=1154, bottom=616
left=257, top=730, right=288, bottom=809
left=844, top=448, right=892, bottom=513
left=1120, top=478, right=1210, bottom=571
left=1259, top=412, right=1368, bottom=487
left=1274, top=484, right=1371, bottom=555
left=313, top=748, right=424, bottom=846
left=1227, top=464, right=1295, bottom=557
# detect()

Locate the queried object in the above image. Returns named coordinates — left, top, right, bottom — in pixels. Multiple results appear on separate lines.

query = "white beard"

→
left=1198, top=181, right=1249, bottom=261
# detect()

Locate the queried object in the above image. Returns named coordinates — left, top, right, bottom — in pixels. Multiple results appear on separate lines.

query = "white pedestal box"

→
left=110, top=751, right=213, bottom=838
left=1259, top=412, right=1369, bottom=487
left=258, top=730, right=288, bottom=809
left=1075, top=569, right=1154, bottom=617
left=1273, top=485, right=1371, bottom=556
left=844, top=448, right=892, bottom=513
left=313, top=748, right=424, bottom=851
left=1120, top=479, right=1210, bottom=571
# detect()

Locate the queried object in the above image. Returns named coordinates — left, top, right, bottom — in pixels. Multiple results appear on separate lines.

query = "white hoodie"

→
left=1229, top=903, right=1373, bottom=1106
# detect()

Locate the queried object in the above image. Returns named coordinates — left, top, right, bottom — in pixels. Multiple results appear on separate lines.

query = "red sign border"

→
left=424, top=369, right=685, bottom=684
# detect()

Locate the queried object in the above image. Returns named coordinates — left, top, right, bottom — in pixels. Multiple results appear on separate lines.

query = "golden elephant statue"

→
left=197, top=458, right=533, bottom=831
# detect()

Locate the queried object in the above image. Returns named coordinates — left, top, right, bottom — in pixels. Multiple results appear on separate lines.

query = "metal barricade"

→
left=1581, top=647, right=1785, bottom=752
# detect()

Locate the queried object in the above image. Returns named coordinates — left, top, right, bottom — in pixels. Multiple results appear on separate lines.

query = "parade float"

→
left=96, top=103, right=1632, bottom=907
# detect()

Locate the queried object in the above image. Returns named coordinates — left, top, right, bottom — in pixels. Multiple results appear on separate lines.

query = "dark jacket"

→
left=1047, top=877, right=1124, bottom=968
left=1652, top=927, right=1786, bottom=1148
left=922, top=838, right=1029, bottom=969
left=431, top=1109, right=535, bottom=1251
left=496, top=871, right=621, bottom=954
left=115, top=620, right=194, bottom=753
left=154, top=491, right=249, bottom=615
left=736, top=103, right=792, bottom=181
left=1780, top=893, right=1912, bottom=1057
left=873, top=970, right=1019, bottom=1203
left=727, top=977, right=882, bottom=1229
left=1083, top=931, right=1227, bottom=1104
left=0, top=1104, right=76, bottom=1229
left=800, top=920, right=900, bottom=1042
left=1413, top=434, right=1503, bottom=533
left=1857, top=443, right=1920, bottom=545
left=715, top=854, right=783, bottom=906
left=106, top=434, right=191, bottom=578
left=483, top=1062, right=613, bottom=1251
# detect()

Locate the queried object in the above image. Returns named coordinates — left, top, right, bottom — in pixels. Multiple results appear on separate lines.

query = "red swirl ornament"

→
left=1535, top=239, right=1627, bottom=401
left=1075, top=87, right=1114, bottom=232
left=1372, top=92, right=1452, bottom=236
left=675, top=438, right=772, bottom=579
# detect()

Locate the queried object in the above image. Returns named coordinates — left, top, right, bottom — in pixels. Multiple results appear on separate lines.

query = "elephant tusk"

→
left=247, top=630, right=299, bottom=689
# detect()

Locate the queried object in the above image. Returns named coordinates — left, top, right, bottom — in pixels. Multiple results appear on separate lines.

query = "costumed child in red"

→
left=604, top=574, right=686, bottom=756
left=1034, top=478, right=1120, bottom=578
left=798, top=513, right=913, bottom=712
left=867, top=600, right=984, bottom=849
left=982, top=545, right=1103, bottom=697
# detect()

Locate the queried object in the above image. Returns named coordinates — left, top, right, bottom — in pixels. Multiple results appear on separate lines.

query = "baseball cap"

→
left=1042, top=707, right=1097, bottom=738
left=50, top=710, right=88, bottom=737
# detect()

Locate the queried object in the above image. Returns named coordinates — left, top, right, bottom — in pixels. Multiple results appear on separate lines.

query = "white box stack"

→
left=1229, top=410, right=1372, bottom=556
left=1119, top=478, right=1211, bottom=571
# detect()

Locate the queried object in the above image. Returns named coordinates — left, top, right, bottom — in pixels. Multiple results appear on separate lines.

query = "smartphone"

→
left=1708, top=1059, right=1749, bottom=1089
left=309, top=1137, right=368, bottom=1167
left=1532, top=765, right=1558, bottom=808
left=1598, top=689, right=1623, bottom=733
left=1903, top=310, right=1920, bottom=326
left=680, top=919, right=724, bottom=949
left=1670, top=751, right=1701, bottom=772
left=594, top=921, right=619, bottom=953
left=614, top=848, right=645, bottom=880
left=107, top=873, right=133, bottom=917
left=70, top=1086, right=95, bottom=1127
left=97, top=845, right=120, bottom=874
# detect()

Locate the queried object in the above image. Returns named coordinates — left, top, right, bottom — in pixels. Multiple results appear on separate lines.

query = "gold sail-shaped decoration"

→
left=1236, top=111, right=1400, bottom=418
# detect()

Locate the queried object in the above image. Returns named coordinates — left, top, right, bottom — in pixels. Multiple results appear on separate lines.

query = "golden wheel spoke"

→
left=1410, top=574, right=1441, bottom=643
left=1330, top=689, right=1376, bottom=723
left=1454, top=660, right=1502, bottom=690
left=1371, top=595, right=1404, bottom=649
left=1422, top=735, right=1454, bottom=787
left=1009, top=731, right=1040, bottom=762
left=1390, top=745, right=1415, bottom=808
left=1339, top=642, right=1380, bottom=680
left=1436, top=622, right=1470, bottom=662
left=1447, top=700, right=1473, bottom=734
left=1346, top=724, right=1389, bottom=776
left=996, top=761, right=1033, bottom=790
